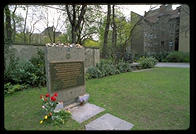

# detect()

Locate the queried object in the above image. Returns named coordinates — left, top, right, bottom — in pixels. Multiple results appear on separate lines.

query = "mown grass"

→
left=4, top=67, right=190, bottom=130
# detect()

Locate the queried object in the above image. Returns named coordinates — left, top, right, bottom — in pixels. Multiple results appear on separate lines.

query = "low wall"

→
left=4, top=44, right=100, bottom=72
left=84, top=48, right=100, bottom=72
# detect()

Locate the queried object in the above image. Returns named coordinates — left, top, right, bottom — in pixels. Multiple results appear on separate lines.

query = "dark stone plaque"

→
left=49, top=61, right=84, bottom=92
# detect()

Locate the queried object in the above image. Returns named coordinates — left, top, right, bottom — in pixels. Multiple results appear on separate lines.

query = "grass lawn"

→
left=4, top=67, right=190, bottom=130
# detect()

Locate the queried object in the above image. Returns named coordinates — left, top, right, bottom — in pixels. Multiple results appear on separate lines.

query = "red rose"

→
left=54, top=92, right=58, bottom=97
left=45, top=93, right=50, bottom=97
left=40, top=95, right=44, bottom=99
left=51, top=96, right=56, bottom=101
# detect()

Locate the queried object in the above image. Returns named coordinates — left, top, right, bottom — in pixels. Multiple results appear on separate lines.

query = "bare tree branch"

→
left=76, top=5, right=87, bottom=30
left=11, top=5, right=17, bottom=42
left=23, top=5, right=29, bottom=43
left=66, top=5, right=73, bottom=24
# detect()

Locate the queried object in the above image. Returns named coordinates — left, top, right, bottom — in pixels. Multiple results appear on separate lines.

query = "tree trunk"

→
left=4, top=5, right=12, bottom=71
left=72, top=25, right=76, bottom=44
left=53, top=31, right=55, bottom=43
left=77, top=18, right=85, bottom=44
left=102, top=5, right=111, bottom=58
left=53, top=26, right=55, bottom=43
left=66, top=5, right=87, bottom=44
left=12, top=5, right=17, bottom=42
left=5, top=6, right=12, bottom=44
left=28, top=33, right=32, bottom=44
left=23, top=6, right=29, bottom=43
left=112, top=5, right=117, bottom=57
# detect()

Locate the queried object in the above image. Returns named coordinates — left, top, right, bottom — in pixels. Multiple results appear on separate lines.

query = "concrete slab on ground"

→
left=85, top=113, right=134, bottom=130
left=70, top=103, right=105, bottom=123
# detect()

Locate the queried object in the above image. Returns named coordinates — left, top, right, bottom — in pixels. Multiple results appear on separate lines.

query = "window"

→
left=161, top=41, right=164, bottom=47
left=169, top=41, right=173, bottom=46
left=150, top=34, right=153, bottom=39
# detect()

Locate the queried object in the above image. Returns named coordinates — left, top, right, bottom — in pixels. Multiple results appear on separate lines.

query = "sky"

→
left=12, top=4, right=181, bottom=34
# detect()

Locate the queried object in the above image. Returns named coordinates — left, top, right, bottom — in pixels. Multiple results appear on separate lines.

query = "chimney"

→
left=166, top=4, right=172, bottom=11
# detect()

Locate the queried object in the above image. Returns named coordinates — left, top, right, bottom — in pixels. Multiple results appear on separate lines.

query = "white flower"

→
left=42, top=106, right=45, bottom=109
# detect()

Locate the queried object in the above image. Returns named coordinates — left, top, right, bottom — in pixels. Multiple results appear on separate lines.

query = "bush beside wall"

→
left=137, top=56, right=158, bottom=69
left=4, top=49, right=46, bottom=94
left=165, top=51, right=189, bottom=62
left=86, top=59, right=132, bottom=79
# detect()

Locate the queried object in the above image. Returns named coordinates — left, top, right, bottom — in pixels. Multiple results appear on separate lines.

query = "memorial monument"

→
left=45, top=43, right=87, bottom=106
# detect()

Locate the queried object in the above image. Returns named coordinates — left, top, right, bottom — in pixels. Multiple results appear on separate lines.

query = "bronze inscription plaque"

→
left=49, top=61, right=84, bottom=92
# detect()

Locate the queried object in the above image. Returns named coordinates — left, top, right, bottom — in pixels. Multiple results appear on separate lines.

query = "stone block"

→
left=45, top=46, right=86, bottom=106
left=85, top=113, right=134, bottom=130
left=70, top=103, right=105, bottom=123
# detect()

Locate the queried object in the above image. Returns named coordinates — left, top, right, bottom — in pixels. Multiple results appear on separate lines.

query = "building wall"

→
left=5, top=44, right=100, bottom=72
left=130, top=12, right=144, bottom=56
left=131, top=24, right=144, bottom=55
left=143, top=21, right=160, bottom=54
left=144, top=15, right=179, bottom=54
left=168, top=18, right=179, bottom=51
left=129, top=5, right=182, bottom=55
left=179, top=4, right=190, bottom=53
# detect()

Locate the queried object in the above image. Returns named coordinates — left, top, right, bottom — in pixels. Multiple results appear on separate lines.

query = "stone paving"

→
left=70, top=103, right=105, bottom=123
left=85, top=113, right=134, bottom=130
left=70, top=103, right=134, bottom=130
left=155, top=62, right=190, bottom=68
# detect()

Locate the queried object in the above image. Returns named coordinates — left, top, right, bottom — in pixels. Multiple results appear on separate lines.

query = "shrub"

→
left=4, top=83, right=28, bottom=95
left=86, top=66, right=102, bottom=79
left=137, top=56, right=158, bottom=69
left=85, top=73, right=91, bottom=80
left=86, top=59, right=132, bottom=79
left=123, top=52, right=133, bottom=63
left=4, top=49, right=46, bottom=87
left=4, top=82, right=12, bottom=94
left=150, top=51, right=169, bottom=62
left=96, top=60, right=117, bottom=76
left=166, top=51, right=189, bottom=62
left=4, top=54, right=20, bottom=84
left=133, top=53, right=143, bottom=62
left=29, top=49, right=46, bottom=86
left=25, top=62, right=41, bottom=86
left=116, top=61, right=132, bottom=73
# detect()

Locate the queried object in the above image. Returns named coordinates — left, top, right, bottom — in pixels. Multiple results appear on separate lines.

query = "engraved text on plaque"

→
left=49, top=61, right=84, bottom=92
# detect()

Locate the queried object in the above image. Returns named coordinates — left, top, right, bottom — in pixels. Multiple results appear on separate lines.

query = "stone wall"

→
left=4, top=44, right=100, bottom=72
left=84, top=48, right=100, bottom=72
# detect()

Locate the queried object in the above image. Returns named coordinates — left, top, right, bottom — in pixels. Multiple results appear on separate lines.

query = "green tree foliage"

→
left=79, top=5, right=102, bottom=44
left=83, top=38, right=100, bottom=48
left=56, top=34, right=70, bottom=43
left=98, top=8, right=133, bottom=59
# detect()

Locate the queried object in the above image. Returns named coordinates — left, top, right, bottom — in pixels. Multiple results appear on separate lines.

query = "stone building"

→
left=41, top=26, right=62, bottom=37
left=178, top=4, right=190, bottom=53
left=127, top=4, right=189, bottom=56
